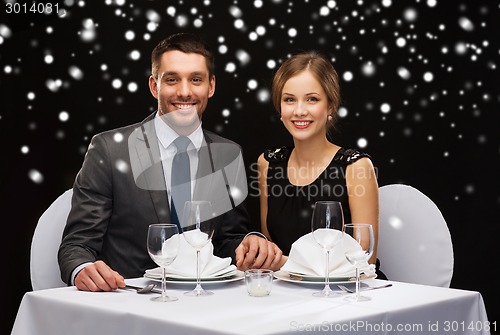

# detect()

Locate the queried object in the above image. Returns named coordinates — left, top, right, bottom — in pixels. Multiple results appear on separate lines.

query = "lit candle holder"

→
left=245, top=269, right=274, bottom=297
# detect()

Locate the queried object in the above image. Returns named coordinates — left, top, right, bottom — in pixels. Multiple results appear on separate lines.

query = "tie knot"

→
left=174, top=136, right=191, bottom=152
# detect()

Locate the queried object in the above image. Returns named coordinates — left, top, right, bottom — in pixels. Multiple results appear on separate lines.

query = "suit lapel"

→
left=131, top=113, right=170, bottom=222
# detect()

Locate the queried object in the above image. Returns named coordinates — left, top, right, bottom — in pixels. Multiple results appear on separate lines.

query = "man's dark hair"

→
left=151, top=33, right=215, bottom=79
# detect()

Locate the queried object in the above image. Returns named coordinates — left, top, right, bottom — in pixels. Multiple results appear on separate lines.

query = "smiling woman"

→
left=257, top=51, right=386, bottom=279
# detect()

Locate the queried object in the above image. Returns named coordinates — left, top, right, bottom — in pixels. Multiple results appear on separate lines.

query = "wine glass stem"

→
left=161, top=266, right=167, bottom=299
left=355, top=266, right=360, bottom=300
left=195, top=249, right=202, bottom=290
left=324, top=250, right=330, bottom=289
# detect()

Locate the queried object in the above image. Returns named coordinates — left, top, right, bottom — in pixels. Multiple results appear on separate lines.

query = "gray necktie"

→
left=170, top=136, right=191, bottom=228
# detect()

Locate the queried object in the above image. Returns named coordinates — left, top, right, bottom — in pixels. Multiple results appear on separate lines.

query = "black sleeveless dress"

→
left=264, top=146, right=387, bottom=279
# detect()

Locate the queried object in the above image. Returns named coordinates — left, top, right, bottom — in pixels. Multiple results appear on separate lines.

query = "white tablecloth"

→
left=12, top=277, right=492, bottom=335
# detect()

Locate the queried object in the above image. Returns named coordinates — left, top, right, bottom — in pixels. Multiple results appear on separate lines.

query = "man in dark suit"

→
left=58, top=33, right=284, bottom=292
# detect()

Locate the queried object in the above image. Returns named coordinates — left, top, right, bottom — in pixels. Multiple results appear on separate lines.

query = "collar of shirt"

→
left=154, top=112, right=204, bottom=154
left=153, top=112, right=203, bottom=201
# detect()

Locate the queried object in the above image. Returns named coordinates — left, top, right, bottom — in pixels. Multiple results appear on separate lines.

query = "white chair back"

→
left=378, top=184, right=454, bottom=287
left=30, top=189, right=72, bottom=290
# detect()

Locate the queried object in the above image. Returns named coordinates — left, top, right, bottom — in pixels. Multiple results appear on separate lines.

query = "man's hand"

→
left=235, top=235, right=286, bottom=271
left=74, top=260, right=125, bottom=292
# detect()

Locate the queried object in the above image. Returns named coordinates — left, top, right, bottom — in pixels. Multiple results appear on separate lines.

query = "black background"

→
left=1, top=0, right=498, bottom=332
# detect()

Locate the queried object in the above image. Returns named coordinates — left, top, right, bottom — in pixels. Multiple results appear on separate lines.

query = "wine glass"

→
left=343, top=223, right=375, bottom=302
left=311, top=201, right=344, bottom=297
left=180, top=201, right=216, bottom=296
left=147, top=223, right=180, bottom=302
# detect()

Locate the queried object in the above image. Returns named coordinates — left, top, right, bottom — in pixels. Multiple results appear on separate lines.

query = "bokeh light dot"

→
left=59, top=111, right=69, bottom=122
left=343, top=71, right=353, bottom=81
left=21, top=146, right=29, bottom=154
left=357, top=138, right=368, bottom=148
left=28, top=169, right=44, bottom=184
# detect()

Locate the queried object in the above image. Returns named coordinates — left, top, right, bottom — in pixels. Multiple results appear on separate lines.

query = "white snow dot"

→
left=29, top=169, right=44, bottom=184
left=338, top=107, right=348, bottom=118
left=254, top=0, right=263, bottom=8
left=229, top=5, right=242, bottom=18
left=404, top=8, right=418, bottom=22
left=343, top=71, right=353, bottom=81
left=320, top=6, right=330, bottom=16
left=44, top=55, right=54, bottom=64
left=129, top=50, right=140, bottom=60
left=256, top=26, right=266, bottom=36
left=455, top=42, right=467, bottom=55
left=234, top=19, right=244, bottom=29
left=115, top=159, right=129, bottom=173
left=257, top=89, right=270, bottom=102
left=362, top=62, right=376, bottom=76
left=125, top=30, right=135, bottom=41
left=222, top=109, right=230, bottom=117
left=113, top=132, right=124, bottom=143
left=398, top=67, right=411, bottom=79
left=166, top=6, right=176, bottom=16
left=266, top=59, right=276, bottom=69
left=27, top=92, right=36, bottom=100
left=175, top=15, right=188, bottom=27
left=0, top=24, right=13, bottom=38
left=236, top=49, right=251, bottom=66
left=46, top=79, right=62, bottom=92
left=247, top=79, right=258, bottom=90
left=458, top=17, right=474, bottom=32
left=288, top=28, right=297, bottom=38
left=427, top=0, right=437, bottom=7
left=225, top=62, right=236, bottom=73
left=327, top=0, right=336, bottom=8
left=194, top=19, right=203, bottom=28
left=146, top=10, right=161, bottom=23
left=396, top=37, right=406, bottom=47
left=69, top=66, right=84, bottom=80
left=128, top=82, right=138, bottom=92
left=59, top=111, right=69, bottom=122
left=218, top=45, right=228, bottom=54
left=147, top=22, right=158, bottom=32
left=423, top=72, right=434, bottom=82
left=357, top=138, right=368, bottom=148
left=112, top=79, right=122, bottom=89
left=21, top=146, right=29, bottom=154
left=380, top=103, right=391, bottom=114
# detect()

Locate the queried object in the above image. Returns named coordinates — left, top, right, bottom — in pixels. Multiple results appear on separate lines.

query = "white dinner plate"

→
left=144, top=265, right=237, bottom=280
left=144, top=270, right=244, bottom=284
left=274, top=270, right=376, bottom=285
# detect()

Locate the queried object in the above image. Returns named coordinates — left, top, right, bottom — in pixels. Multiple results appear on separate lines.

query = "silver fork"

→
left=338, top=283, right=392, bottom=293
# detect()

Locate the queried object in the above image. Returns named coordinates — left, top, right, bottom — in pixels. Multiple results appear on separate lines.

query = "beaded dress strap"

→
left=263, top=146, right=292, bottom=163
left=333, top=148, right=371, bottom=165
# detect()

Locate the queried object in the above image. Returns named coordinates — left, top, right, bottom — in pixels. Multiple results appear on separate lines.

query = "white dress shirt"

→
left=153, top=113, right=204, bottom=203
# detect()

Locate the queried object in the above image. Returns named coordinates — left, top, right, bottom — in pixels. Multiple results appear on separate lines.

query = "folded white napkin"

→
left=145, top=231, right=234, bottom=278
left=281, top=231, right=376, bottom=278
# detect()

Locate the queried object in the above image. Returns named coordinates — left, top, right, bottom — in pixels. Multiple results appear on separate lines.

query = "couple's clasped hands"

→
left=74, top=235, right=286, bottom=292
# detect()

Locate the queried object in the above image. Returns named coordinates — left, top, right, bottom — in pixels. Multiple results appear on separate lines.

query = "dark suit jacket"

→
left=58, top=112, right=251, bottom=284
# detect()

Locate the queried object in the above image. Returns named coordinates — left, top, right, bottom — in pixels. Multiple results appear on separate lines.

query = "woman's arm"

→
left=257, top=153, right=271, bottom=240
left=345, top=157, right=379, bottom=264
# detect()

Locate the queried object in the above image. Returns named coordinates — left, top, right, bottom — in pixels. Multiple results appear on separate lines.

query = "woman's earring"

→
left=280, top=117, right=283, bottom=121
left=328, top=115, right=333, bottom=121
